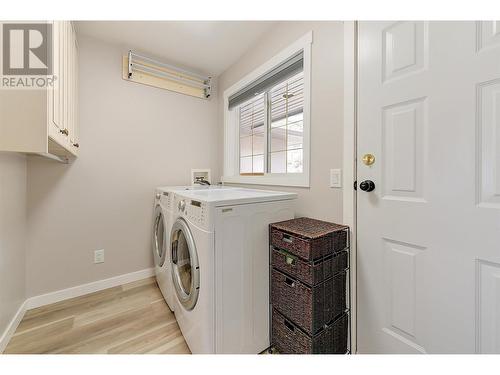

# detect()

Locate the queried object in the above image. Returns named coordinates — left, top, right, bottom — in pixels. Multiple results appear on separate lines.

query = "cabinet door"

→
left=67, top=23, right=75, bottom=148
left=47, top=21, right=78, bottom=156
left=63, top=21, right=70, bottom=142
left=68, top=23, right=79, bottom=153
left=48, top=21, right=64, bottom=142
left=72, top=24, right=79, bottom=153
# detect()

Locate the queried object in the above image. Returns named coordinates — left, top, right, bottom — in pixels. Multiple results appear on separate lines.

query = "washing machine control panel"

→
left=186, top=199, right=207, bottom=227
left=159, top=191, right=173, bottom=210
left=174, top=195, right=207, bottom=227
left=178, top=199, right=186, bottom=212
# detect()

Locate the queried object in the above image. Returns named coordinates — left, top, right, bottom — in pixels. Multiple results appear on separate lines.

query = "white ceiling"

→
left=75, top=21, right=276, bottom=76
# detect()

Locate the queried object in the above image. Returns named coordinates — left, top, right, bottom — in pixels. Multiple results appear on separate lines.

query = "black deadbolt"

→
left=359, top=180, right=375, bottom=192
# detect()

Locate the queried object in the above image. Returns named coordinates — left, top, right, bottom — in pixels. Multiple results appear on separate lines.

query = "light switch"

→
left=330, top=169, right=342, bottom=188
left=94, top=249, right=104, bottom=264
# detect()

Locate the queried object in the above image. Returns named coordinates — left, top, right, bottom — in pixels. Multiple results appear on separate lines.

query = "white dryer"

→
left=153, top=185, right=235, bottom=311
left=169, top=188, right=297, bottom=354
left=153, top=187, right=180, bottom=311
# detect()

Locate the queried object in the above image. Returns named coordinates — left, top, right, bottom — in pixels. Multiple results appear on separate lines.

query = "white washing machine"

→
left=153, top=185, right=235, bottom=311
left=169, top=188, right=297, bottom=354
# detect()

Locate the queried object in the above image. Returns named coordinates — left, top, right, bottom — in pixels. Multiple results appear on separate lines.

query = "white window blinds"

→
left=237, top=70, right=304, bottom=175
left=239, top=93, right=265, bottom=174
left=228, top=51, right=303, bottom=110
left=269, top=72, right=304, bottom=173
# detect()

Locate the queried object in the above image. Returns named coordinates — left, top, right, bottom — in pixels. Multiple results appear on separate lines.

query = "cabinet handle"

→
left=284, top=319, right=295, bottom=332
left=285, top=255, right=296, bottom=266
left=282, top=234, right=293, bottom=244
left=60, top=129, right=69, bottom=136
left=278, top=249, right=297, bottom=266
left=73, top=143, right=79, bottom=148
left=284, top=277, right=295, bottom=287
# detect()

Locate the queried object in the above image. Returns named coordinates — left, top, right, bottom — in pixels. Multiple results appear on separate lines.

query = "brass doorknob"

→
left=362, top=153, right=375, bottom=166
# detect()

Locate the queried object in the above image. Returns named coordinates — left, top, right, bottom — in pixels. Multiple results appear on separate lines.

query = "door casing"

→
left=343, top=20, right=358, bottom=354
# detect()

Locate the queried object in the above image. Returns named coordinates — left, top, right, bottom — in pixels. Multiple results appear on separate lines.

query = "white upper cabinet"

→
left=0, top=21, right=79, bottom=161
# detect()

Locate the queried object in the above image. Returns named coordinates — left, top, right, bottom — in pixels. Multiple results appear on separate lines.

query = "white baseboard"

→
left=25, top=268, right=155, bottom=310
left=0, top=300, right=28, bottom=353
left=0, top=268, right=155, bottom=353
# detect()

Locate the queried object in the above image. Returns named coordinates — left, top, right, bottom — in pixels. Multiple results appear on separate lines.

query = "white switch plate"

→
left=330, top=169, right=342, bottom=188
left=94, top=249, right=104, bottom=264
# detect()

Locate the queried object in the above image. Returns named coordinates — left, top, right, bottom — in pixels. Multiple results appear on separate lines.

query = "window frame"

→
left=223, top=31, right=312, bottom=188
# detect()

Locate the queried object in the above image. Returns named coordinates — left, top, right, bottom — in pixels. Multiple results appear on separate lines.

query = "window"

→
left=223, top=32, right=311, bottom=187
left=269, top=72, right=304, bottom=174
left=237, top=72, right=304, bottom=175
left=238, top=93, right=265, bottom=175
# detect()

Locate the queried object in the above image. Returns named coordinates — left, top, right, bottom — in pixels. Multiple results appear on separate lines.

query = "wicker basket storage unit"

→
left=270, top=217, right=350, bottom=354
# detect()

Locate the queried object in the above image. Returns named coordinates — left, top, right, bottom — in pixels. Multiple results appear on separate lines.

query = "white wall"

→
left=26, top=36, right=220, bottom=297
left=218, top=21, right=345, bottom=222
left=0, top=153, right=26, bottom=339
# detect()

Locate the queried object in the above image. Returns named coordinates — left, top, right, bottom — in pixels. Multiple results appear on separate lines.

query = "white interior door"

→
left=357, top=21, right=500, bottom=354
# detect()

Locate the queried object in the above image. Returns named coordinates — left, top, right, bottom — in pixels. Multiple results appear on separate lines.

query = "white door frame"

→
left=343, top=20, right=358, bottom=354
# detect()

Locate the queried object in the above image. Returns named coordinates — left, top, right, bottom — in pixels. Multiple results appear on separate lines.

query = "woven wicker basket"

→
left=271, top=218, right=348, bottom=261
left=272, top=248, right=349, bottom=286
left=271, top=268, right=347, bottom=335
left=272, top=309, right=349, bottom=354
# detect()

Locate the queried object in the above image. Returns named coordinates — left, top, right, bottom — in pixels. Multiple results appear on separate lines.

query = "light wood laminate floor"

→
left=4, top=277, right=191, bottom=354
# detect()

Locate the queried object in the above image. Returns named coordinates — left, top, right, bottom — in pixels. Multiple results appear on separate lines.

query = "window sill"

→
left=222, top=174, right=310, bottom=188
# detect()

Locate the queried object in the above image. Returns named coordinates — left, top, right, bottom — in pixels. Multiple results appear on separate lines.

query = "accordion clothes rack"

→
left=122, top=50, right=212, bottom=99
left=269, top=217, right=351, bottom=354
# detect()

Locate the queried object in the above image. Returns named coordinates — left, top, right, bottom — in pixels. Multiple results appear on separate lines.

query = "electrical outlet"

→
left=94, top=249, right=104, bottom=264
left=330, top=169, right=342, bottom=188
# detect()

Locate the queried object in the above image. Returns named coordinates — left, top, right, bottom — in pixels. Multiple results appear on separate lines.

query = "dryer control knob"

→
left=178, top=200, right=186, bottom=212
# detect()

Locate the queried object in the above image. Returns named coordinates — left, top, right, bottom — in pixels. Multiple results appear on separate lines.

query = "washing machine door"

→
left=170, top=218, right=200, bottom=311
left=152, top=204, right=167, bottom=267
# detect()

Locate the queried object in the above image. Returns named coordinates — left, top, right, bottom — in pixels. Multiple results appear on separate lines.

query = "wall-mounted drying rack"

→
left=122, top=50, right=212, bottom=99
